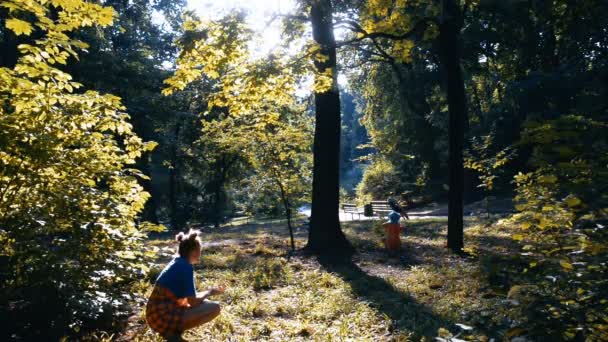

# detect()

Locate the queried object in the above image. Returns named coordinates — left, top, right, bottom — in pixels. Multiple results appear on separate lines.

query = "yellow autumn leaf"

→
left=538, top=174, right=558, bottom=184
left=6, top=18, right=33, bottom=36
left=144, top=141, right=158, bottom=152
left=559, top=260, right=573, bottom=271
left=564, top=196, right=582, bottom=208
left=515, top=204, right=526, bottom=211
left=98, top=6, right=116, bottom=26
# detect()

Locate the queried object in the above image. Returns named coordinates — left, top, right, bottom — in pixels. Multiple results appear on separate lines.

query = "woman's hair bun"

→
left=188, top=231, right=199, bottom=241
left=176, top=229, right=202, bottom=258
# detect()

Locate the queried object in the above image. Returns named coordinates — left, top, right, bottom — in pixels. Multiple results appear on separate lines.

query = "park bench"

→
left=341, top=203, right=362, bottom=220
left=369, top=201, right=393, bottom=218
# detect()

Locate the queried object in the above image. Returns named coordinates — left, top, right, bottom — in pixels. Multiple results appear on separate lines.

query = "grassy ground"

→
left=115, top=217, right=521, bottom=341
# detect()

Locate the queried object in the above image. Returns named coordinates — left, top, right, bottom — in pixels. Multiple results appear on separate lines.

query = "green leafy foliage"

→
left=465, top=134, right=515, bottom=193
left=340, top=0, right=608, bottom=336
left=504, top=115, right=608, bottom=339
left=464, top=134, right=515, bottom=217
left=2, top=0, right=608, bottom=339
left=0, top=0, right=157, bottom=337
left=356, top=157, right=402, bottom=204
left=163, top=12, right=313, bottom=239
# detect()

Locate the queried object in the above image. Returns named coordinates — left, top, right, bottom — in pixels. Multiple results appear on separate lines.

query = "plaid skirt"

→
left=146, top=286, right=186, bottom=337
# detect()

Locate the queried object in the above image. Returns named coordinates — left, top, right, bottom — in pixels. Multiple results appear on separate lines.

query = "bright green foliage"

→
left=341, top=0, right=448, bottom=199
left=65, top=0, right=188, bottom=226
left=163, top=13, right=297, bottom=103
left=240, top=109, right=313, bottom=214
left=0, top=0, right=157, bottom=336
left=353, top=62, right=441, bottom=200
left=464, top=134, right=515, bottom=217
left=505, top=115, right=608, bottom=339
left=164, top=13, right=312, bottom=237
left=356, top=157, right=402, bottom=204
left=465, top=134, right=514, bottom=192
left=359, top=0, right=439, bottom=63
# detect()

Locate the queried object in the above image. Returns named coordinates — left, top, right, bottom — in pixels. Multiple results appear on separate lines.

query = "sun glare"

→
left=188, top=0, right=297, bottom=56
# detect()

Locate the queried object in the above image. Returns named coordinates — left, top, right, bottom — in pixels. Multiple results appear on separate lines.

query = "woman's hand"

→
left=208, top=285, right=226, bottom=296
left=191, top=285, right=226, bottom=306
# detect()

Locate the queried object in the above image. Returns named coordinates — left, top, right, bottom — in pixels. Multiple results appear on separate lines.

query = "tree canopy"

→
left=1, top=0, right=607, bottom=339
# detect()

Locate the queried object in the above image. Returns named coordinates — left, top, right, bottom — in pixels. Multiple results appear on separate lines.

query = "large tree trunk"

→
left=438, top=0, right=466, bottom=253
left=305, top=0, right=352, bottom=254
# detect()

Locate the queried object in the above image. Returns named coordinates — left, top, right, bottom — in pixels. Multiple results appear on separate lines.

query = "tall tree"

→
left=164, top=4, right=356, bottom=253
left=438, top=0, right=466, bottom=252
left=162, top=12, right=313, bottom=239
left=335, top=0, right=467, bottom=251
left=305, top=0, right=352, bottom=253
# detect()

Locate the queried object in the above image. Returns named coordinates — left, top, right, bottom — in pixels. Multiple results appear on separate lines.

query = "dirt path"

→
left=334, top=198, right=514, bottom=222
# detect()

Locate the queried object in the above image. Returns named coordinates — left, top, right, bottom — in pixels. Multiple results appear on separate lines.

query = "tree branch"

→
left=265, top=13, right=309, bottom=27
left=335, top=18, right=435, bottom=48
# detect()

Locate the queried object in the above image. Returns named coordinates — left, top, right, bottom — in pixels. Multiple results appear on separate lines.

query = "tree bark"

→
left=438, top=0, right=466, bottom=253
left=168, top=123, right=181, bottom=230
left=211, top=154, right=234, bottom=228
left=277, top=180, right=295, bottom=251
left=141, top=157, right=159, bottom=223
left=305, top=0, right=352, bottom=254
left=212, top=179, right=222, bottom=228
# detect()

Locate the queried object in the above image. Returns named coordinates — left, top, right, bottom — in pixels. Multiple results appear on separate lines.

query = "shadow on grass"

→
left=344, top=218, right=449, bottom=241
left=317, top=255, right=453, bottom=338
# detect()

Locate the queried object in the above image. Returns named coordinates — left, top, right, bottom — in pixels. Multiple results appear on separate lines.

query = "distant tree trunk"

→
left=210, top=154, right=236, bottom=228
left=169, top=123, right=181, bottom=230
left=212, top=183, right=222, bottom=228
left=212, top=155, right=227, bottom=228
left=276, top=180, right=295, bottom=251
left=438, top=0, right=466, bottom=253
left=141, top=158, right=159, bottom=223
left=305, top=0, right=352, bottom=254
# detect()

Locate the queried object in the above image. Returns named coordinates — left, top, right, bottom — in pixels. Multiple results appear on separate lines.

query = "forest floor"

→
left=116, top=216, right=525, bottom=342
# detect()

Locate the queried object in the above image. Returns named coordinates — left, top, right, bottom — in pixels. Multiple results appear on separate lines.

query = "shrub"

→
left=0, top=1, right=159, bottom=338
left=356, top=157, right=401, bottom=203
left=506, top=115, right=608, bottom=340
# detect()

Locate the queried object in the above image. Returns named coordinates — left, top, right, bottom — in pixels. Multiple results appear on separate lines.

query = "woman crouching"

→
left=146, top=229, right=224, bottom=341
